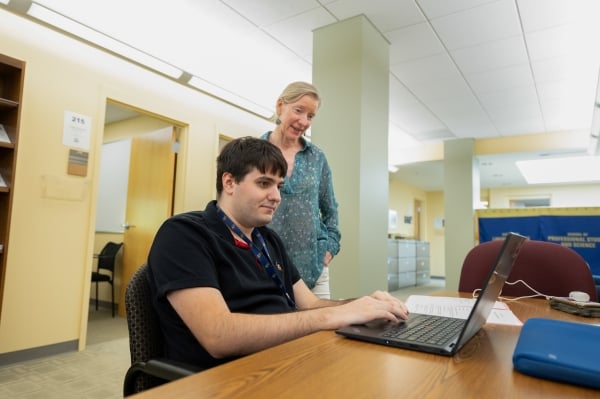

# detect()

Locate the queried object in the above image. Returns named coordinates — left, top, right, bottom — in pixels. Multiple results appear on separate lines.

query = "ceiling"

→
left=5, top=0, right=600, bottom=190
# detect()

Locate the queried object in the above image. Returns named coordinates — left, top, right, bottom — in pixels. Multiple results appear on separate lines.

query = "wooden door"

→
left=117, top=126, right=175, bottom=316
left=413, top=199, right=422, bottom=240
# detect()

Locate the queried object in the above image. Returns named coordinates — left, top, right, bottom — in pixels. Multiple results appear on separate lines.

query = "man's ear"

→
left=221, top=172, right=236, bottom=194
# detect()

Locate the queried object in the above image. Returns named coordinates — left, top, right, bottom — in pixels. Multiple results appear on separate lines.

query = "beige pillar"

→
left=443, top=139, right=480, bottom=290
left=312, top=15, right=389, bottom=298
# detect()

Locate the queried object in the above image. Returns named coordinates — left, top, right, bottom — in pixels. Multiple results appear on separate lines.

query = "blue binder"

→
left=513, top=318, right=600, bottom=389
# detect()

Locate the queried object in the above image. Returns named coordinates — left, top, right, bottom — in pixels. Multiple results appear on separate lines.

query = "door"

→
left=117, top=126, right=176, bottom=316
left=413, top=199, right=422, bottom=240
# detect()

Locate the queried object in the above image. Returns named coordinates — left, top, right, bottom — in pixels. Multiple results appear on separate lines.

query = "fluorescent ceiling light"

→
left=516, top=156, right=600, bottom=184
left=188, top=76, right=272, bottom=118
left=0, top=0, right=9, bottom=5
left=27, top=3, right=183, bottom=79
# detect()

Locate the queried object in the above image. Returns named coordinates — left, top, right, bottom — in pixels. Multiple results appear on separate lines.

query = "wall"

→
left=390, top=182, right=600, bottom=279
left=488, top=184, right=600, bottom=208
left=0, top=12, right=271, bottom=356
left=388, top=179, right=425, bottom=238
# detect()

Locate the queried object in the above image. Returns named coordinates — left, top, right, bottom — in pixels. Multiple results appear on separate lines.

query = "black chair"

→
left=91, top=241, right=123, bottom=317
left=123, top=264, right=199, bottom=396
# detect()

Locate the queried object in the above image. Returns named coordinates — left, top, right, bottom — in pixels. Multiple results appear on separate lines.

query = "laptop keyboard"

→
left=382, top=315, right=465, bottom=346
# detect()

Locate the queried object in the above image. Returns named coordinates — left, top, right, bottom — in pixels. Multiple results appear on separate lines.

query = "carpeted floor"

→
left=0, top=307, right=130, bottom=399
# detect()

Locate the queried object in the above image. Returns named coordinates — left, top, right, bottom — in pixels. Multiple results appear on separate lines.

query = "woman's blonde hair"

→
left=270, top=81, right=322, bottom=123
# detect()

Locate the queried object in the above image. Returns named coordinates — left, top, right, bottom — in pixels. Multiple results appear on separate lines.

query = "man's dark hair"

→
left=216, top=136, right=287, bottom=195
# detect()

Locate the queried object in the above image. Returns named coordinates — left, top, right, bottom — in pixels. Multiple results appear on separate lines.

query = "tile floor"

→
left=0, top=278, right=445, bottom=398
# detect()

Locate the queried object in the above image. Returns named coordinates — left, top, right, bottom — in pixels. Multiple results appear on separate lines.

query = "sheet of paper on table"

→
left=405, top=295, right=523, bottom=326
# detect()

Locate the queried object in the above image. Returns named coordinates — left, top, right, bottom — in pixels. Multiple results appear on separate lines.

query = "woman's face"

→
left=276, top=95, right=319, bottom=140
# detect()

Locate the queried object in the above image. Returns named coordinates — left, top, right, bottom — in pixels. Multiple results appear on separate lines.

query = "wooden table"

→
left=131, top=293, right=600, bottom=398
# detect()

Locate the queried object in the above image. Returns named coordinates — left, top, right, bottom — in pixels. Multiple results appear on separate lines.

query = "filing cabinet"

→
left=416, top=241, right=430, bottom=285
left=386, top=239, right=399, bottom=291
left=397, top=240, right=417, bottom=288
left=386, top=239, right=430, bottom=290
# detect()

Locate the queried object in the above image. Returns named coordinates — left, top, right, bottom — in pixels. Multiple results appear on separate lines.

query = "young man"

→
left=147, top=136, right=408, bottom=370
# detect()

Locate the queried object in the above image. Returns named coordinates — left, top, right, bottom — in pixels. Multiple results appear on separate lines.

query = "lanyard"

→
left=216, top=205, right=296, bottom=309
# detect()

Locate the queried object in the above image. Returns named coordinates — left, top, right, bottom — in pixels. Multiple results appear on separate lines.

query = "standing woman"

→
left=261, top=81, right=341, bottom=299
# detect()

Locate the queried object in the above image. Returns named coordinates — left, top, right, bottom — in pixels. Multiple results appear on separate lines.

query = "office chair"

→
left=91, top=241, right=123, bottom=317
left=123, top=264, right=199, bottom=396
left=458, top=239, right=598, bottom=301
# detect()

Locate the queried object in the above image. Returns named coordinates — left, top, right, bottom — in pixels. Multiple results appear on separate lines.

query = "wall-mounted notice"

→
left=67, top=149, right=88, bottom=176
left=63, top=111, right=91, bottom=150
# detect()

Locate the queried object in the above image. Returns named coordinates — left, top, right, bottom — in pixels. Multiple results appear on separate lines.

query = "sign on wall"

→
left=479, top=214, right=600, bottom=275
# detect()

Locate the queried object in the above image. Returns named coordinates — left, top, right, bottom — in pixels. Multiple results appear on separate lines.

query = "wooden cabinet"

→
left=0, top=53, right=25, bottom=313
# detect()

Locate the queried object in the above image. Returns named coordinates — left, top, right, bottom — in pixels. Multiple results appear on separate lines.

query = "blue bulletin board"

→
left=478, top=211, right=600, bottom=276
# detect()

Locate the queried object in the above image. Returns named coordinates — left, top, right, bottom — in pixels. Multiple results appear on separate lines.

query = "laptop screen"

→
left=456, top=233, right=526, bottom=349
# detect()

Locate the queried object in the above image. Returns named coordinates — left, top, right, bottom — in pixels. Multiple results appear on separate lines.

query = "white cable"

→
left=472, top=279, right=553, bottom=302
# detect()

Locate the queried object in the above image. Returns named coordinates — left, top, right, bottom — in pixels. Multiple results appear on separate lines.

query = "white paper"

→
left=0, top=173, right=6, bottom=187
left=63, top=111, right=92, bottom=150
left=0, top=124, right=10, bottom=143
left=405, top=295, right=523, bottom=326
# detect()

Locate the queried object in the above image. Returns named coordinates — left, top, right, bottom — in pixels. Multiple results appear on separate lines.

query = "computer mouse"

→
left=569, top=291, right=590, bottom=302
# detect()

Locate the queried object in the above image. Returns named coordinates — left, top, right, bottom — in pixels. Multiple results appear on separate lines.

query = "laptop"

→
left=336, top=232, right=527, bottom=356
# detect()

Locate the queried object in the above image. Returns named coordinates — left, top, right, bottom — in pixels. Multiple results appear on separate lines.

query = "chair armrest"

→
left=123, top=358, right=199, bottom=396
left=143, top=359, right=197, bottom=380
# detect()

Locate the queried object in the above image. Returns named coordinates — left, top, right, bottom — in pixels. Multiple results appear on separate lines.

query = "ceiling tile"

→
left=416, top=0, right=498, bottom=19
left=466, top=64, right=534, bottom=94
left=477, top=85, right=539, bottom=109
left=389, top=78, right=421, bottom=108
left=443, top=111, right=498, bottom=138
left=221, top=0, right=321, bottom=26
left=431, top=0, right=521, bottom=50
left=387, top=22, right=444, bottom=64
left=487, top=102, right=543, bottom=122
left=392, top=104, right=446, bottom=134
left=326, top=0, right=424, bottom=32
left=263, top=8, right=336, bottom=59
left=391, top=53, right=459, bottom=85
left=494, top=117, right=545, bottom=136
left=450, top=36, right=528, bottom=74
left=408, top=76, right=474, bottom=103
left=517, top=0, right=600, bottom=33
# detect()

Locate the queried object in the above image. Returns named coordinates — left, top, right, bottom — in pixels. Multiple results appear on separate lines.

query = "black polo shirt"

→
left=147, top=200, right=301, bottom=370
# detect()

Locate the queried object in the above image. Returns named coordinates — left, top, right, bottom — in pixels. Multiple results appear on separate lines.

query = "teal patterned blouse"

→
left=260, top=132, right=341, bottom=288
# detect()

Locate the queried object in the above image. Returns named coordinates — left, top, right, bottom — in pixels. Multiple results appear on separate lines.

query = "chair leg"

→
left=95, top=281, right=99, bottom=310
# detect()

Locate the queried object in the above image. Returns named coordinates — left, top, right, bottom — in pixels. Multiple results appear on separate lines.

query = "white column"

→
left=312, top=15, right=389, bottom=298
left=443, top=139, right=480, bottom=290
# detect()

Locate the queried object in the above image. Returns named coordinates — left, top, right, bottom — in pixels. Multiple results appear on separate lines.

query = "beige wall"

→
left=488, top=184, right=600, bottom=208
left=388, top=179, right=426, bottom=239
left=0, top=12, right=270, bottom=355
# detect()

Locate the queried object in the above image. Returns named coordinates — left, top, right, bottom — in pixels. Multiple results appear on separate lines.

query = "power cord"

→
left=472, top=279, right=553, bottom=302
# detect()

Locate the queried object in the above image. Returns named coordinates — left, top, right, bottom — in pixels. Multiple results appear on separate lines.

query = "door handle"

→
left=122, top=222, right=136, bottom=230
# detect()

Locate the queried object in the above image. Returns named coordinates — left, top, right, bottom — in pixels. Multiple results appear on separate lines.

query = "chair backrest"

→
left=97, top=241, right=123, bottom=273
left=125, top=264, right=166, bottom=391
left=459, top=239, right=598, bottom=301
